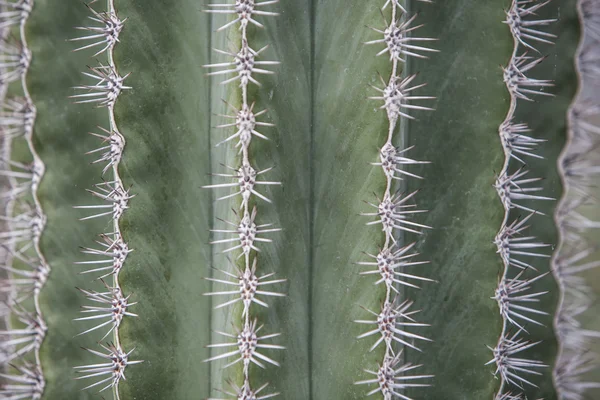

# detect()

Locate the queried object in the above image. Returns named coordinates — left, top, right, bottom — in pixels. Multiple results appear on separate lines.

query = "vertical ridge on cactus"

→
left=354, top=1, right=435, bottom=398
left=202, top=0, right=284, bottom=397
left=553, top=1, right=600, bottom=399
left=0, top=0, right=48, bottom=397
left=67, top=0, right=142, bottom=398
left=0, top=0, right=591, bottom=399
left=490, top=0, right=560, bottom=398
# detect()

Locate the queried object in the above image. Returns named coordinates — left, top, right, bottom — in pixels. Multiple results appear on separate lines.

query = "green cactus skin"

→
left=29, top=1, right=125, bottom=399
left=0, top=0, right=596, bottom=400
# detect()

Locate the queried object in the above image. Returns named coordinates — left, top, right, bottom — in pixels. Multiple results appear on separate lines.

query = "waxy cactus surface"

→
left=0, top=1, right=599, bottom=400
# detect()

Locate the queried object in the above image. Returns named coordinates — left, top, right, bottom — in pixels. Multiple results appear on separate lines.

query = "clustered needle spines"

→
left=355, top=1, right=436, bottom=399
left=202, top=1, right=284, bottom=398
left=553, top=0, right=600, bottom=399
left=491, top=1, right=557, bottom=398
left=0, top=0, right=47, bottom=398
left=70, top=1, right=141, bottom=398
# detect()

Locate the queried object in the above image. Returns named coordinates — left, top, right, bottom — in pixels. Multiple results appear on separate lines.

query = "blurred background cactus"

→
left=0, top=0, right=598, bottom=399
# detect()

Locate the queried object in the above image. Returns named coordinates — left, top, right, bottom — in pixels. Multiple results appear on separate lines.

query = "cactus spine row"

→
left=202, top=1, right=286, bottom=398
left=0, top=0, right=47, bottom=398
left=491, top=1, right=557, bottom=398
left=354, top=1, right=437, bottom=398
left=71, top=1, right=142, bottom=397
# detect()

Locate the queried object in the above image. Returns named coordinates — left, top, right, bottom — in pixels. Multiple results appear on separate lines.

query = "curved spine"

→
left=70, top=1, right=141, bottom=398
left=553, top=0, right=600, bottom=399
left=202, top=1, right=284, bottom=398
left=491, top=1, right=556, bottom=398
left=355, top=1, right=436, bottom=399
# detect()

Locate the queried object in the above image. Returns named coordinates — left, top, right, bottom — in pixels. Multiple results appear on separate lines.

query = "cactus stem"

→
left=0, top=0, right=49, bottom=396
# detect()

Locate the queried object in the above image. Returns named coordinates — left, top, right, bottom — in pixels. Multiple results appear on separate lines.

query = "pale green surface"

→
left=23, top=0, right=581, bottom=399
left=310, top=1, right=395, bottom=399
left=113, top=1, right=213, bottom=398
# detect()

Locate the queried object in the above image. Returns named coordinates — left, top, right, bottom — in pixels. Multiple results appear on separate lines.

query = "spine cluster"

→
left=490, top=1, right=556, bottom=398
left=0, top=0, right=47, bottom=398
left=355, top=1, right=436, bottom=398
left=202, top=1, right=285, bottom=398
left=70, top=1, right=141, bottom=397
left=553, top=0, right=600, bottom=399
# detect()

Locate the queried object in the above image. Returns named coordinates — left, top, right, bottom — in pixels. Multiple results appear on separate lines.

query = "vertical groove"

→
left=308, top=0, right=315, bottom=399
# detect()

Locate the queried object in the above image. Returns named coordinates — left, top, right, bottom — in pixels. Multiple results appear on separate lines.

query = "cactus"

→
left=0, top=0, right=598, bottom=399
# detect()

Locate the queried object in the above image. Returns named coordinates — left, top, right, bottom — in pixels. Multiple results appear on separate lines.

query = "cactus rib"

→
left=202, top=1, right=284, bottom=398
left=70, top=0, right=141, bottom=397
left=354, top=1, right=436, bottom=398
left=552, top=0, right=600, bottom=398
left=0, top=0, right=47, bottom=398
left=491, top=1, right=556, bottom=398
